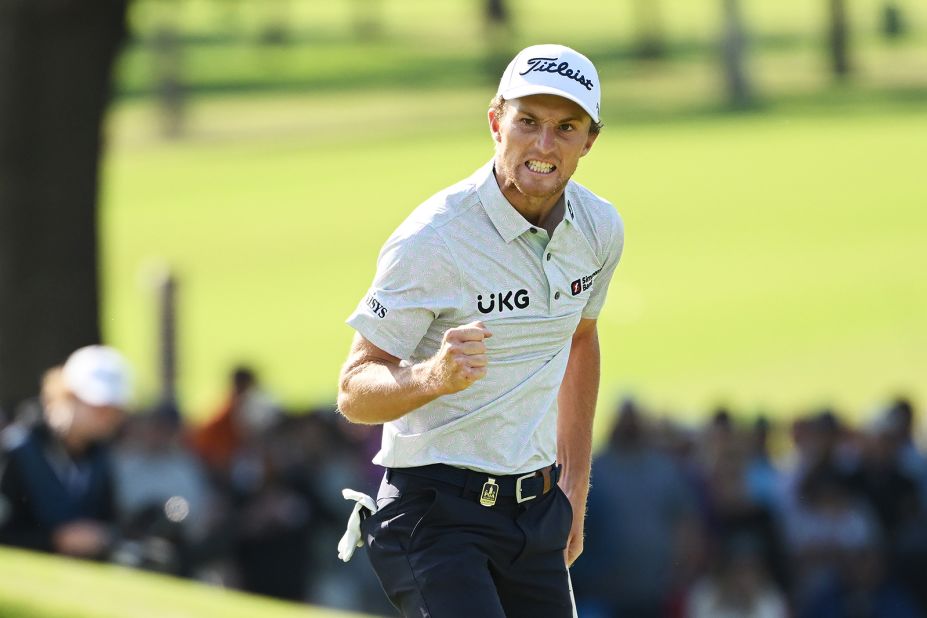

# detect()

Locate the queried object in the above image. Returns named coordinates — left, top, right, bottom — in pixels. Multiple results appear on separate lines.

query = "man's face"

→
left=72, top=399, right=124, bottom=443
left=489, top=94, right=598, bottom=207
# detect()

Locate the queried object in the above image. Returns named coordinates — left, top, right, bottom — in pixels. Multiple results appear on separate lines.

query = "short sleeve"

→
left=582, top=211, right=624, bottom=319
left=346, top=225, right=459, bottom=360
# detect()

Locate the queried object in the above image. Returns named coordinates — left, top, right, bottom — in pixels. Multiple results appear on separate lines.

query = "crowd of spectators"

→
left=1, top=351, right=925, bottom=618
left=574, top=397, right=927, bottom=618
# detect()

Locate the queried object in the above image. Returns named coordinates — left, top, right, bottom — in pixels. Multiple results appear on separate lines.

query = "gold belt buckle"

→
left=480, top=477, right=499, bottom=507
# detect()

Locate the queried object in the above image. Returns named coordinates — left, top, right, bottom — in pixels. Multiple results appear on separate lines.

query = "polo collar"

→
left=476, top=160, right=576, bottom=243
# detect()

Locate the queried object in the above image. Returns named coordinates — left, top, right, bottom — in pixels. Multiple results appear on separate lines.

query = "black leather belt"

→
left=388, top=463, right=560, bottom=506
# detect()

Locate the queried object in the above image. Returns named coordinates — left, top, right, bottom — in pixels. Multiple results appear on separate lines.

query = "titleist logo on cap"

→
left=519, top=57, right=595, bottom=91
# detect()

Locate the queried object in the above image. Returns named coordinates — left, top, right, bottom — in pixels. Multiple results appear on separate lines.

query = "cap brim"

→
left=82, top=391, right=130, bottom=408
left=498, top=84, right=599, bottom=124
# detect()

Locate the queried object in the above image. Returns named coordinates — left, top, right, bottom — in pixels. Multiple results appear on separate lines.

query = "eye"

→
left=520, top=117, right=536, bottom=126
left=559, top=123, right=575, bottom=132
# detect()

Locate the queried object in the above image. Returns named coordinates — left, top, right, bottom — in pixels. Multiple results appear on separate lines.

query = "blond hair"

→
left=41, top=366, right=75, bottom=433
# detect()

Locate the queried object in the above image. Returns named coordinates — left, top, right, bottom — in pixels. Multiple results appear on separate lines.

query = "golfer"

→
left=338, top=44, right=624, bottom=617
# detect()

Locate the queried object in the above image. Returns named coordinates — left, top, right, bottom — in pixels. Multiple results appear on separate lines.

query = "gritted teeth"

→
left=526, top=160, right=556, bottom=174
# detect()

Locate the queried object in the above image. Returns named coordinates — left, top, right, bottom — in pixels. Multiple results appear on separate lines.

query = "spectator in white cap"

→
left=45, top=345, right=132, bottom=442
left=0, top=345, right=131, bottom=559
left=339, top=44, right=623, bottom=616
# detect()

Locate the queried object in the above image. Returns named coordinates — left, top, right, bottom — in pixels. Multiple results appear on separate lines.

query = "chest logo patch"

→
left=477, top=289, right=529, bottom=314
left=570, top=269, right=601, bottom=296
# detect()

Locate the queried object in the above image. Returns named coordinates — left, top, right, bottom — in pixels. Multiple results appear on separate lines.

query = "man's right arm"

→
left=337, top=322, right=491, bottom=425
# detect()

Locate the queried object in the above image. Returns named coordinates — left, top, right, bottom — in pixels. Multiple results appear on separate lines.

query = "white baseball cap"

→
left=62, top=345, right=132, bottom=408
left=497, top=44, right=601, bottom=124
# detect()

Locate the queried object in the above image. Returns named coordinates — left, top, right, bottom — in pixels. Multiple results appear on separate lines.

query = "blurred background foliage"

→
left=99, top=0, right=927, bottom=431
left=115, top=0, right=926, bottom=103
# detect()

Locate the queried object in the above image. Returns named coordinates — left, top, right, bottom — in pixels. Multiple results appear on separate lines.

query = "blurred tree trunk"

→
left=631, top=0, right=666, bottom=59
left=881, top=2, right=904, bottom=38
left=154, top=24, right=184, bottom=138
left=0, top=0, right=128, bottom=413
left=828, top=0, right=851, bottom=77
left=486, top=0, right=509, bottom=25
left=259, top=0, right=292, bottom=46
left=156, top=270, right=179, bottom=414
left=150, top=0, right=184, bottom=138
left=721, top=0, right=753, bottom=107
left=485, top=0, right=514, bottom=82
left=352, top=0, right=383, bottom=40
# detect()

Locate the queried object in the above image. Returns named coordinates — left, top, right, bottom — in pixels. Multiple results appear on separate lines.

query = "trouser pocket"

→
left=513, top=486, right=574, bottom=562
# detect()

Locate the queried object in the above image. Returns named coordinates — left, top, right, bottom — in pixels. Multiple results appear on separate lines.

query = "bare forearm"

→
left=338, top=324, right=491, bottom=425
left=338, top=358, right=442, bottom=424
left=557, top=329, right=600, bottom=506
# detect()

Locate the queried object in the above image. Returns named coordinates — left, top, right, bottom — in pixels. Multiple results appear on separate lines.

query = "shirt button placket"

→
left=544, top=240, right=560, bottom=307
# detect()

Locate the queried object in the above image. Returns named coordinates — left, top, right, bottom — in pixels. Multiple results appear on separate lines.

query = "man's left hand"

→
left=564, top=493, right=585, bottom=566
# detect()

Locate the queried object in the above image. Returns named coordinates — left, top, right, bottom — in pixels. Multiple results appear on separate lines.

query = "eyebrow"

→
left=519, top=110, right=583, bottom=124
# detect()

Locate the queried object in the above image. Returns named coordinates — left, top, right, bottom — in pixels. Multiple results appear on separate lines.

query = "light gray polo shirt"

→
left=347, top=160, right=624, bottom=474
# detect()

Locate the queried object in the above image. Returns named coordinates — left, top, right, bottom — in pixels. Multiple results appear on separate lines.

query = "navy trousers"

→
left=362, top=468, right=575, bottom=618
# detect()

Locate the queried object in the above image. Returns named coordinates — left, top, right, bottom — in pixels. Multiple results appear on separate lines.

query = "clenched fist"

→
left=426, top=321, right=492, bottom=395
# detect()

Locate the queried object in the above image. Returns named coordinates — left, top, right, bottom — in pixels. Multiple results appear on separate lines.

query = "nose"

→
left=536, top=125, right=556, bottom=154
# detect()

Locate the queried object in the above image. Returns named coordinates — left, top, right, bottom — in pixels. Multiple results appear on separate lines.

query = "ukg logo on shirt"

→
left=477, top=289, right=530, bottom=314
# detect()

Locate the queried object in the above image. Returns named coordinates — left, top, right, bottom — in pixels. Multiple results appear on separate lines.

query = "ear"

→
left=488, top=109, right=503, bottom=144
left=580, top=129, right=599, bottom=157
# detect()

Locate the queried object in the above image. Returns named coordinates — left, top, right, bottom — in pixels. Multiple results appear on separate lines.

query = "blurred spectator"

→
left=882, top=397, right=927, bottom=507
left=800, top=539, right=921, bottom=618
left=572, top=398, right=697, bottom=618
left=782, top=410, right=853, bottom=492
left=685, top=534, right=788, bottom=618
left=744, top=416, right=781, bottom=511
left=783, top=462, right=881, bottom=609
left=230, top=415, right=317, bottom=600
left=0, top=346, right=130, bottom=559
left=111, top=405, right=217, bottom=575
left=187, top=366, right=280, bottom=486
left=849, top=409, right=927, bottom=615
left=892, top=503, right=927, bottom=614
left=701, top=423, right=788, bottom=595
left=295, top=410, right=394, bottom=614
left=847, top=421, right=920, bottom=545
left=225, top=411, right=376, bottom=605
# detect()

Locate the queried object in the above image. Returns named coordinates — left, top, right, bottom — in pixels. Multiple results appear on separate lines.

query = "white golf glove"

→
left=337, top=488, right=378, bottom=562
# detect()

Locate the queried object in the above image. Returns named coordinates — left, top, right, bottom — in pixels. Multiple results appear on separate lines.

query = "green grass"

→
left=100, top=89, right=927, bottom=432
left=0, top=546, right=372, bottom=618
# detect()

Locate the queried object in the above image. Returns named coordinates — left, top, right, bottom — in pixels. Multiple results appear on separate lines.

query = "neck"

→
left=59, top=430, right=88, bottom=456
left=493, top=168, right=563, bottom=227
